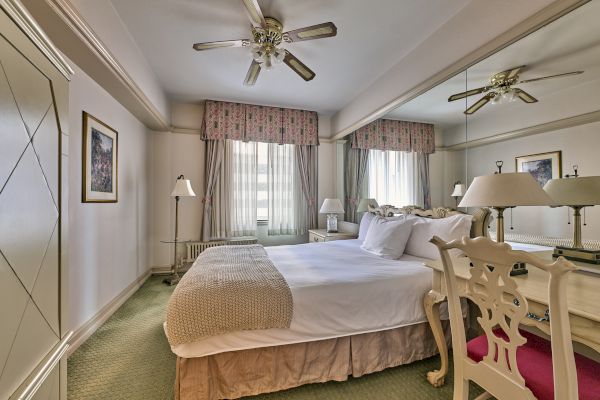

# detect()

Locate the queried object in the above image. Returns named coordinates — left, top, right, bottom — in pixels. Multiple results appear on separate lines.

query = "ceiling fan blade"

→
left=448, top=86, right=490, bottom=102
left=513, top=88, right=538, bottom=103
left=464, top=93, right=494, bottom=115
left=241, top=0, right=266, bottom=27
left=244, top=60, right=261, bottom=86
left=518, top=70, right=583, bottom=84
left=283, top=50, right=316, bottom=81
left=504, top=65, right=526, bottom=80
left=283, top=22, right=337, bottom=43
left=193, top=39, right=249, bottom=51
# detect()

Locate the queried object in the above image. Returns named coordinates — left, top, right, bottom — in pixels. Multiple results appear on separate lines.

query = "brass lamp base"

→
left=553, top=246, right=600, bottom=264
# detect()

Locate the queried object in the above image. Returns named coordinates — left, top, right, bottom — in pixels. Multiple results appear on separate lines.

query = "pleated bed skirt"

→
left=175, top=321, right=451, bottom=400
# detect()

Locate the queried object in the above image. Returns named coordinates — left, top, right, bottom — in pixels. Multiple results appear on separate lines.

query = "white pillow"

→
left=358, top=212, right=375, bottom=241
left=404, top=214, right=473, bottom=260
left=361, top=216, right=415, bottom=259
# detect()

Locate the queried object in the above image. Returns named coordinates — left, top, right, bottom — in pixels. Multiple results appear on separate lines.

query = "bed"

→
left=168, top=207, right=490, bottom=400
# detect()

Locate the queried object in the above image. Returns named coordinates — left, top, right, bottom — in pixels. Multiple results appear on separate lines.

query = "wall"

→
left=150, top=131, right=205, bottom=268
left=454, top=121, right=600, bottom=240
left=68, top=60, right=151, bottom=332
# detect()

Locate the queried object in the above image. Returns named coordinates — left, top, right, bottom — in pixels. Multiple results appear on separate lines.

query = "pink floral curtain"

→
left=245, top=104, right=282, bottom=143
left=202, top=100, right=319, bottom=145
left=282, top=109, right=319, bottom=145
left=351, top=119, right=434, bottom=153
left=201, top=101, right=245, bottom=141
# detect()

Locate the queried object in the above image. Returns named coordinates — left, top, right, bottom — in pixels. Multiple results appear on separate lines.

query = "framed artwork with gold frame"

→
left=515, top=150, right=562, bottom=187
left=82, top=111, right=118, bottom=202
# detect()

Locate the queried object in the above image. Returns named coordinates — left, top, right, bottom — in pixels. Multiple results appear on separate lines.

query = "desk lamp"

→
left=544, top=171, right=600, bottom=264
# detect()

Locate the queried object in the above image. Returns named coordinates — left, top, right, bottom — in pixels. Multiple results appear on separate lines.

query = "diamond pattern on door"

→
left=31, top=223, right=60, bottom=335
left=0, top=145, right=58, bottom=292
left=0, top=36, right=52, bottom=138
left=0, top=300, right=58, bottom=399
left=0, top=252, right=29, bottom=379
left=0, top=19, right=62, bottom=400
left=32, top=104, right=59, bottom=206
left=0, top=60, right=30, bottom=190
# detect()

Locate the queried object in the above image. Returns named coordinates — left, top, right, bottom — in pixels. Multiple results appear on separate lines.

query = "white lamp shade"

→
left=319, top=198, right=345, bottom=214
left=544, top=176, right=600, bottom=206
left=357, top=198, right=379, bottom=212
left=171, top=178, right=196, bottom=197
left=459, top=172, right=554, bottom=207
left=451, top=184, right=466, bottom=197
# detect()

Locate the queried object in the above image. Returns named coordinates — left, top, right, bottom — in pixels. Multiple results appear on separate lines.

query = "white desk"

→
left=422, top=249, right=600, bottom=387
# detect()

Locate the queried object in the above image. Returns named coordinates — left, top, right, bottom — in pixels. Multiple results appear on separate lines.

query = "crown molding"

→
left=439, top=110, right=600, bottom=152
left=43, top=0, right=169, bottom=130
left=170, top=126, right=202, bottom=135
left=330, top=0, right=589, bottom=141
left=0, top=0, right=73, bottom=80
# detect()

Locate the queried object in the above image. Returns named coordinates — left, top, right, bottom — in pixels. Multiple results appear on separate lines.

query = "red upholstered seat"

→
left=467, top=329, right=600, bottom=400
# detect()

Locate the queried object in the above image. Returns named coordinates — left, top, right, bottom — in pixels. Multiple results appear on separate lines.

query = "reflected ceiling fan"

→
left=448, top=66, right=583, bottom=114
left=192, top=0, right=337, bottom=86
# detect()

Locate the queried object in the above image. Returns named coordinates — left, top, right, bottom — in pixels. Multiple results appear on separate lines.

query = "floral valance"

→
left=351, top=119, right=435, bottom=153
left=202, top=100, right=319, bottom=145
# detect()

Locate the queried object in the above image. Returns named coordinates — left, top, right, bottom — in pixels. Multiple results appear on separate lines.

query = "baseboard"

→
left=151, top=265, right=172, bottom=275
left=67, top=270, right=152, bottom=356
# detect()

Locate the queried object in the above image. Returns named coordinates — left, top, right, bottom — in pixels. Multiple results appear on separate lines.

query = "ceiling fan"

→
left=448, top=66, right=583, bottom=114
left=192, top=0, right=337, bottom=86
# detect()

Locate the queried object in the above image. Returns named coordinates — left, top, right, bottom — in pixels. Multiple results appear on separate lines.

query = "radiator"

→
left=186, top=237, right=258, bottom=262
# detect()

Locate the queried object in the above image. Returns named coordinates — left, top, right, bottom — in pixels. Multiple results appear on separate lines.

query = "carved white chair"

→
left=431, top=235, right=600, bottom=400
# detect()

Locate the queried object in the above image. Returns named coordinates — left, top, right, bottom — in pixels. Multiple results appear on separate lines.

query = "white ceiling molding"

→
left=29, top=0, right=170, bottom=131
left=0, top=0, right=73, bottom=80
left=439, top=109, right=600, bottom=152
left=330, top=0, right=589, bottom=140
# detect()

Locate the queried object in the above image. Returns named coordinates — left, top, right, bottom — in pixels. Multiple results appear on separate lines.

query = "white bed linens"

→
left=170, top=239, right=439, bottom=358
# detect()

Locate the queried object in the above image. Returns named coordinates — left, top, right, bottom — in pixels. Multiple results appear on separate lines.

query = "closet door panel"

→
left=0, top=6, right=66, bottom=398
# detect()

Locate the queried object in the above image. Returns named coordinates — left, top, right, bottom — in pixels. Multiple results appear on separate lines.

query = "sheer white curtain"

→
left=367, top=149, right=422, bottom=207
left=228, top=140, right=257, bottom=236
left=268, top=143, right=303, bottom=235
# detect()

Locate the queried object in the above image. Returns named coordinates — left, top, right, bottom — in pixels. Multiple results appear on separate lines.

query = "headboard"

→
left=369, top=205, right=491, bottom=238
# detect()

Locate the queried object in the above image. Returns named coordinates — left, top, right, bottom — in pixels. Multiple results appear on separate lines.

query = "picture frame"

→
left=82, top=111, right=118, bottom=203
left=515, top=150, right=562, bottom=187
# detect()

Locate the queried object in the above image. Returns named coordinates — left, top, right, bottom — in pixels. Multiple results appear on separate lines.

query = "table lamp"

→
left=451, top=181, right=466, bottom=208
left=357, top=198, right=379, bottom=213
left=320, top=198, right=345, bottom=233
left=164, top=175, right=196, bottom=285
left=544, top=175, right=600, bottom=264
left=459, top=170, right=554, bottom=275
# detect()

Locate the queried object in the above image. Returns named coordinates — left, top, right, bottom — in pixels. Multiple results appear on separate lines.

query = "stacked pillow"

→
left=360, top=215, right=415, bottom=259
left=358, top=212, right=473, bottom=260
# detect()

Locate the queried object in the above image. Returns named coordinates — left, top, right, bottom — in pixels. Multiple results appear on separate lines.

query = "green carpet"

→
left=68, top=276, right=483, bottom=399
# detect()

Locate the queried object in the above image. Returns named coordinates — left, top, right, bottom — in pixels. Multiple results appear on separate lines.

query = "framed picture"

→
left=515, top=150, right=562, bottom=187
left=82, top=111, right=118, bottom=202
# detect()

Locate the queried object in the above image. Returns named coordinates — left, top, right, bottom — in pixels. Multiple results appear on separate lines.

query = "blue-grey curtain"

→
left=344, top=136, right=370, bottom=223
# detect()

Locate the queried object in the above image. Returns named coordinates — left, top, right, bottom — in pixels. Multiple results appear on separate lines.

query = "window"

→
left=256, top=142, right=268, bottom=221
left=367, top=149, right=420, bottom=206
left=230, top=140, right=301, bottom=235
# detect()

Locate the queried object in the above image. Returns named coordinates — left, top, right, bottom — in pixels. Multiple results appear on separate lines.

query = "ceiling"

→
left=109, top=0, right=472, bottom=114
left=385, top=1, right=600, bottom=133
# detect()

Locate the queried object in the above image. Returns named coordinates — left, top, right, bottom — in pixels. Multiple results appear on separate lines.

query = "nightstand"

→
left=308, top=229, right=357, bottom=243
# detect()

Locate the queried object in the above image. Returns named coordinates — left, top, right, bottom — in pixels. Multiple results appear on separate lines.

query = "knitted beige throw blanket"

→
left=166, top=244, right=293, bottom=346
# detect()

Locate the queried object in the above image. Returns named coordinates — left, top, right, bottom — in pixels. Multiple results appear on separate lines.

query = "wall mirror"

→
left=350, top=0, right=600, bottom=242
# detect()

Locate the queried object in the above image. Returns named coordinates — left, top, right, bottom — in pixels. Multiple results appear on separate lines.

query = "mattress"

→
left=170, top=239, right=438, bottom=358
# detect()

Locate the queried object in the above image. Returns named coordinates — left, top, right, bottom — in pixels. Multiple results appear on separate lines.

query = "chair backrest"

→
left=431, top=235, right=578, bottom=400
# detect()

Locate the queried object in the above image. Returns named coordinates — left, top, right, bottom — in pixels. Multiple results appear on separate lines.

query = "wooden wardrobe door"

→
left=0, top=2, right=71, bottom=399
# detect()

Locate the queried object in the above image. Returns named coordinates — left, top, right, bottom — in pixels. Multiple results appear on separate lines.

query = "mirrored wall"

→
left=358, top=0, right=600, bottom=241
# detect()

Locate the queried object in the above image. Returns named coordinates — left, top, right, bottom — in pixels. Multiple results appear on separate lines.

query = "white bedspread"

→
left=170, top=239, right=435, bottom=358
